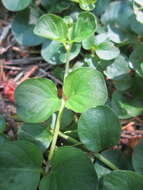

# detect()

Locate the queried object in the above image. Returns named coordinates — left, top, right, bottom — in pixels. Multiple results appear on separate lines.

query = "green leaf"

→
left=101, top=1, right=133, bottom=30
left=63, top=67, right=108, bottom=113
left=15, top=78, right=61, bottom=123
left=78, top=106, right=121, bottom=152
left=96, top=41, right=120, bottom=60
left=129, top=42, right=143, bottom=78
left=41, top=40, right=81, bottom=65
left=34, top=14, right=68, bottom=42
left=99, top=170, right=143, bottom=190
left=18, top=124, right=52, bottom=152
left=0, top=115, right=6, bottom=134
left=104, top=55, right=129, bottom=80
left=0, top=141, right=43, bottom=190
left=111, top=90, right=143, bottom=119
left=132, top=139, right=143, bottom=174
left=70, top=12, right=96, bottom=42
left=12, top=8, right=44, bottom=46
left=40, top=146, right=98, bottom=190
left=1, top=0, right=32, bottom=11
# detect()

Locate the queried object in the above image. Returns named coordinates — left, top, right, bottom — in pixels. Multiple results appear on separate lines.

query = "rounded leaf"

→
left=34, top=14, right=68, bottom=42
left=15, top=78, right=61, bottom=123
left=78, top=106, right=121, bottom=152
left=12, top=9, right=44, bottom=46
left=111, top=90, right=143, bottom=119
left=100, top=170, right=143, bottom=190
left=40, top=146, right=98, bottom=190
left=129, top=43, right=143, bottom=78
left=41, top=40, right=81, bottom=64
left=132, top=139, right=143, bottom=174
left=70, top=12, right=96, bottom=42
left=18, top=123, right=52, bottom=152
left=0, top=141, right=43, bottom=190
left=1, top=0, right=32, bottom=11
left=63, top=67, right=108, bottom=113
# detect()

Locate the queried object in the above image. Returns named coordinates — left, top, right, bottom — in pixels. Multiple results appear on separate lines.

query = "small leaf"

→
left=78, top=106, right=121, bottom=152
left=96, top=41, right=120, bottom=60
left=40, top=146, right=98, bottom=190
left=0, top=141, right=43, bottom=190
left=34, top=14, right=68, bottom=42
left=129, top=42, right=143, bottom=78
left=99, top=170, right=143, bottom=190
left=1, top=0, right=32, bottom=11
left=104, top=55, right=129, bottom=80
left=0, top=115, right=6, bottom=134
left=111, top=90, right=143, bottom=119
left=41, top=40, right=81, bottom=65
left=63, top=67, right=108, bottom=113
left=70, top=12, right=96, bottom=42
left=132, top=139, right=143, bottom=174
left=15, top=78, right=61, bottom=123
left=18, top=123, right=52, bottom=152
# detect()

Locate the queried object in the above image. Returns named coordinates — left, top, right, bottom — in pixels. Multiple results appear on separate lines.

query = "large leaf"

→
left=132, top=139, right=143, bottom=174
left=12, top=8, right=44, bottom=46
left=40, top=146, right=98, bottom=190
left=41, top=40, right=81, bottom=65
left=15, top=78, right=61, bottom=123
left=63, top=67, right=108, bottom=113
left=1, top=0, right=32, bottom=11
left=34, top=14, right=68, bottom=42
left=70, top=12, right=96, bottom=42
left=129, top=43, right=143, bottom=78
left=18, top=123, right=52, bottom=152
left=0, top=141, right=43, bottom=190
left=78, top=106, right=121, bottom=152
left=99, top=170, right=143, bottom=190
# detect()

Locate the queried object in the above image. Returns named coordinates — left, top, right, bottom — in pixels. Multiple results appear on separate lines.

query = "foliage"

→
left=1, top=0, right=143, bottom=189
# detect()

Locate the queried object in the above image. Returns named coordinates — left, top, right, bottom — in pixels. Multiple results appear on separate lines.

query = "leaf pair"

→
left=34, top=12, right=97, bottom=43
left=82, top=34, right=120, bottom=60
left=15, top=67, right=108, bottom=123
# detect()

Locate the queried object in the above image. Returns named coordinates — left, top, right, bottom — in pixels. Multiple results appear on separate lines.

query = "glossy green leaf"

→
left=40, top=146, right=98, bottom=190
left=129, top=43, right=143, bottom=77
left=0, top=141, right=43, bottom=190
left=12, top=8, right=44, bottom=46
left=99, top=170, right=143, bottom=190
left=130, top=16, right=143, bottom=35
left=70, top=12, right=96, bottom=42
left=18, top=124, right=52, bottom=152
left=111, top=90, right=143, bottom=119
left=63, top=67, right=108, bottom=113
left=96, top=41, right=120, bottom=60
left=78, top=106, right=121, bottom=152
left=132, top=139, right=143, bottom=174
left=1, top=0, right=32, bottom=11
left=101, top=1, right=133, bottom=30
left=41, top=40, right=81, bottom=65
left=15, top=78, right=61, bottom=123
left=104, top=55, right=129, bottom=80
left=34, top=14, right=68, bottom=42
left=0, top=115, right=6, bottom=134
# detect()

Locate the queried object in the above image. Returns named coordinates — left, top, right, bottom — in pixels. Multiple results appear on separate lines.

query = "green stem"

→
left=48, top=99, right=65, bottom=161
left=58, top=131, right=119, bottom=170
left=48, top=44, right=71, bottom=161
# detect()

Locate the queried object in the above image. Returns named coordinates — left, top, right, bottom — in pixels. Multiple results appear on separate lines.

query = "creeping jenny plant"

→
left=1, top=0, right=143, bottom=189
